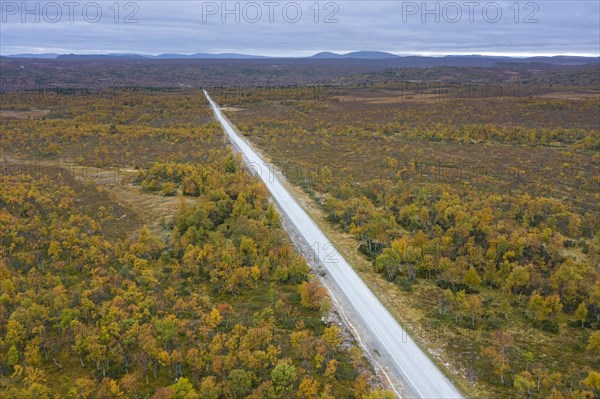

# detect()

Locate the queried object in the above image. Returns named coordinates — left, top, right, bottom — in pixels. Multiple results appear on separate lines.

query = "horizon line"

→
left=3, top=50, right=600, bottom=58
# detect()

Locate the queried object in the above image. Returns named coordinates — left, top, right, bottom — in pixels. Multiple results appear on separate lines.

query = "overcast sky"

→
left=1, top=1, right=599, bottom=56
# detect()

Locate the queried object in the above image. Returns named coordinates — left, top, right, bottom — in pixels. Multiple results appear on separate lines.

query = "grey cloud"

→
left=1, top=1, right=598, bottom=56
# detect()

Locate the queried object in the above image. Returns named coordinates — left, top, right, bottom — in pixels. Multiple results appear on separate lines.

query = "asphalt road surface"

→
left=205, top=90, right=464, bottom=399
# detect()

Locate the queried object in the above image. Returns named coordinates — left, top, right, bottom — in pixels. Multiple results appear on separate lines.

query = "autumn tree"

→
left=298, top=280, right=329, bottom=311
left=586, top=331, right=600, bottom=362
left=583, top=371, right=600, bottom=397
left=481, top=346, right=510, bottom=384
left=271, top=361, right=297, bottom=396
left=198, top=376, right=220, bottom=399
left=528, top=292, right=563, bottom=323
left=575, top=302, right=589, bottom=327
left=297, top=376, right=320, bottom=399
left=514, top=370, right=535, bottom=399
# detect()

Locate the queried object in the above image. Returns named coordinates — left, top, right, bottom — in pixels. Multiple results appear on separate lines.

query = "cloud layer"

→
left=1, top=1, right=599, bottom=56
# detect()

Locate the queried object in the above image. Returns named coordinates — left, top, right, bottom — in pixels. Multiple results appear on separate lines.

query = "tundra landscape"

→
left=1, top=1, right=599, bottom=398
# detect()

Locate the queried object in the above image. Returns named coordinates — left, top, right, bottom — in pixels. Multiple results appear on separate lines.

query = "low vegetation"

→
left=225, top=77, right=600, bottom=398
left=0, top=90, right=392, bottom=398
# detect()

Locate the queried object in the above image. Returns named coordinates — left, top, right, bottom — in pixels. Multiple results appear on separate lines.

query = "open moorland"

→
left=0, top=89, right=395, bottom=398
left=0, top=58, right=598, bottom=398
left=222, top=65, right=600, bottom=398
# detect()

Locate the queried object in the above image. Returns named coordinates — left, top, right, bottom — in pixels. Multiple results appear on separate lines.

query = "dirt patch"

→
left=538, top=90, right=600, bottom=100
left=0, top=109, right=50, bottom=119
left=62, top=164, right=196, bottom=243
left=1, top=156, right=196, bottom=243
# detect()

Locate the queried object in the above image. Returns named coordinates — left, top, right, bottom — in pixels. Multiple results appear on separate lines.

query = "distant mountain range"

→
left=3, top=51, right=598, bottom=65
left=311, top=51, right=399, bottom=59
left=5, top=52, right=270, bottom=60
left=5, top=53, right=61, bottom=59
left=154, top=53, right=269, bottom=59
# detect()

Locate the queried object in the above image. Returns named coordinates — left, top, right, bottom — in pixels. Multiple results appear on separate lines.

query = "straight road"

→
left=205, top=90, right=464, bottom=399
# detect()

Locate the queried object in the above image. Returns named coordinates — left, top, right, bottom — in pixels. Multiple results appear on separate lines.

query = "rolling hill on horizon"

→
left=4, top=51, right=598, bottom=66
